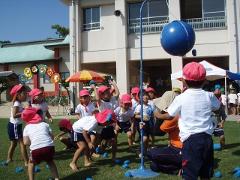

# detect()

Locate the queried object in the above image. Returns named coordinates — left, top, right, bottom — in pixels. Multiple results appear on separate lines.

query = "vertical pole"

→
left=225, top=76, right=228, bottom=114
left=139, top=0, right=149, bottom=170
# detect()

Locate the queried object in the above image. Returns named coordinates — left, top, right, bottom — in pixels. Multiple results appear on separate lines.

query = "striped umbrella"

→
left=65, top=70, right=106, bottom=83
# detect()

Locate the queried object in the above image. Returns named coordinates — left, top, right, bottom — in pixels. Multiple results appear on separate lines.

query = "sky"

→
left=0, top=0, right=69, bottom=43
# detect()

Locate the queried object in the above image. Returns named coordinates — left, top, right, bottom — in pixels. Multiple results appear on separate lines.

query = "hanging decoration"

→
left=51, top=73, right=61, bottom=83
left=23, top=67, right=33, bottom=79
left=46, top=67, right=55, bottom=77
left=31, top=65, right=39, bottom=74
left=38, top=64, right=48, bottom=75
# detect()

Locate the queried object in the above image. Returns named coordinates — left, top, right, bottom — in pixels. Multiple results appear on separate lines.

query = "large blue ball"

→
left=161, top=20, right=195, bottom=56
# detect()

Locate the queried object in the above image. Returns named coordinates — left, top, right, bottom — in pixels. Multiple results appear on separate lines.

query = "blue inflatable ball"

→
left=122, top=164, right=129, bottom=169
left=86, top=177, right=93, bottom=180
left=214, top=171, right=222, bottom=178
left=123, top=160, right=130, bottom=165
left=233, top=167, right=240, bottom=174
left=115, top=159, right=121, bottom=164
left=161, top=20, right=195, bottom=56
left=15, top=166, right=24, bottom=173
left=102, top=152, right=108, bottom=158
left=234, top=170, right=240, bottom=178
left=125, top=171, right=133, bottom=177
left=95, top=147, right=101, bottom=154
left=213, top=144, right=221, bottom=151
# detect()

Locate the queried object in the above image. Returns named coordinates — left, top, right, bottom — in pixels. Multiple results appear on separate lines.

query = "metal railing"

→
left=83, top=22, right=100, bottom=31
left=183, top=16, right=227, bottom=30
left=128, top=17, right=169, bottom=34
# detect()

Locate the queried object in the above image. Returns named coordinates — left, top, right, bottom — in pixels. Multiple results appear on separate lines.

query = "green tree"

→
left=51, top=24, right=69, bottom=38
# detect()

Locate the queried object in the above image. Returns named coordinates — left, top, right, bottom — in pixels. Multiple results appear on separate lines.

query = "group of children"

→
left=6, top=61, right=227, bottom=180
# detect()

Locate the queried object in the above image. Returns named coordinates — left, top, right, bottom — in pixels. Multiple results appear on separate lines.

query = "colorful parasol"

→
left=65, top=70, right=106, bottom=83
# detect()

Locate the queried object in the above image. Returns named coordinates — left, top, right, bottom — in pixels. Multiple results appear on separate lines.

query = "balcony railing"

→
left=128, top=16, right=169, bottom=34
left=183, top=16, right=227, bottom=30
left=128, top=16, right=226, bottom=34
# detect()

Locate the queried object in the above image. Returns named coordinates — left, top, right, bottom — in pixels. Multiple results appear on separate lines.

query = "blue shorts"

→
left=101, top=126, right=115, bottom=140
left=118, top=121, right=131, bottom=133
left=182, top=133, right=213, bottom=180
left=71, top=132, right=87, bottom=143
left=7, top=122, right=23, bottom=141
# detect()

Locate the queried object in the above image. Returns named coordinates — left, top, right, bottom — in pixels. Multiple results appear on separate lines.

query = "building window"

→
left=83, top=7, right=100, bottom=31
left=202, top=0, right=225, bottom=17
left=42, top=74, right=51, bottom=84
left=128, top=0, right=169, bottom=33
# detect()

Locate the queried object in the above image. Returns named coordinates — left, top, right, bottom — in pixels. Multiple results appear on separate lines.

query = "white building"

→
left=62, top=0, right=240, bottom=96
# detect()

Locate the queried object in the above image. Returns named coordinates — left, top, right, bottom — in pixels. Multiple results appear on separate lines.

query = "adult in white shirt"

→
left=228, top=89, right=238, bottom=115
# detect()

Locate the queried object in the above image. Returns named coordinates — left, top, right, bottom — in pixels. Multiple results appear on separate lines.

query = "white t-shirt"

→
left=99, top=97, right=119, bottom=111
left=167, top=88, right=220, bottom=142
left=131, top=99, right=139, bottom=111
left=114, top=107, right=134, bottom=122
left=228, top=93, right=238, bottom=104
left=237, top=93, right=240, bottom=104
left=148, top=100, right=155, bottom=111
left=23, top=122, right=54, bottom=151
left=32, top=102, right=49, bottom=121
left=134, top=103, right=153, bottom=121
left=221, top=94, right=227, bottom=106
left=10, top=101, right=23, bottom=124
left=72, top=116, right=98, bottom=133
left=75, top=102, right=95, bottom=117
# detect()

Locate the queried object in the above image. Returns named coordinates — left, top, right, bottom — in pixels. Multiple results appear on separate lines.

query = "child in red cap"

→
left=91, top=80, right=119, bottom=157
left=54, top=119, right=77, bottom=150
left=75, top=89, right=96, bottom=119
left=114, top=94, right=134, bottom=149
left=130, top=87, right=140, bottom=144
left=69, top=109, right=117, bottom=171
left=157, top=62, right=220, bottom=180
left=22, top=107, right=59, bottom=180
left=6, top=84, right=29, bottom=166
left=29, top=88, right=53, bottom=123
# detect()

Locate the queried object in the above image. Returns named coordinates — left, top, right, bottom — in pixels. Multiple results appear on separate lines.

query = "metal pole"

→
left=225, top=76, right=228, bottom=114
left=139, top=0, right=149, bottom=170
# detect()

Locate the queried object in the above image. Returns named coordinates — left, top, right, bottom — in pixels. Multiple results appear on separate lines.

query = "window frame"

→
left=82, top=6, right=101, bottom=31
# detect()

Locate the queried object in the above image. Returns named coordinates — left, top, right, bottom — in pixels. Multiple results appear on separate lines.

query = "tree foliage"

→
left=51, top=24, right=69, bottom=38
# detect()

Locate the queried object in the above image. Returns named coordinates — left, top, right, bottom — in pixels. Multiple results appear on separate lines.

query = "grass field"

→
left=0, top=118, right=239, bottom=180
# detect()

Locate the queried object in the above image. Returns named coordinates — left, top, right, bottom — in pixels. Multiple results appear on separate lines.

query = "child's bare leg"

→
left=143, top=136, right=149, bottom=154
left=131, top=122, right=137, bottom=143
left=28, top=161, right=35, bottom=180
left=111, top=137, right=117, bottom=161
left=127, top=131, right=133, bottom=147
left=19, top=139, right=29, bottom=166
left=47, top=160, right=59, bottom=180
left=70, top=142, right=86, bottom=171
left=7, top=140, right=17, bottom=163
left=220, top=135, right=225, bottom=147
left=150, top=135, right=155, bottom=146
left=84, top=147, right=91, bottom=167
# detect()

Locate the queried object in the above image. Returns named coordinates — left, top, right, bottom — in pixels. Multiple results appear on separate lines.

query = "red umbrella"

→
left=65, top=70, right=106, bottom=83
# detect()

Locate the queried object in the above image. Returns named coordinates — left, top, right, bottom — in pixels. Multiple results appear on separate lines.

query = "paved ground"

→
left=0, top=102, right=76, bottom=119
left=0, top=101, right=240, bottom=121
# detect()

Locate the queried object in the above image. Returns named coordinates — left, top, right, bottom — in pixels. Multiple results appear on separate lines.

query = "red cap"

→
left=58, top=119, right=72, bottom=131
left=29, top=88, right=42, bottom=98
left=10, top=84, right=24, bottom=96
left=131, top=87, right=140, bottom=94
left=183, top=62, right=206, bottom=81
left=79, top=89, right=90, bottom=97
left=21, top=107, right=42, bottom=124
left=145, top=87, right=155, bottom=93
left=98, top=86, right=110, bottom=94
left=95, top=109, right=116, bottom=126
left=121, top=94, right=132, bottom=105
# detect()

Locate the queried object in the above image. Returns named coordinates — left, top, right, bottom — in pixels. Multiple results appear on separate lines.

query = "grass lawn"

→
left=0, top=118, right=239, bottom=180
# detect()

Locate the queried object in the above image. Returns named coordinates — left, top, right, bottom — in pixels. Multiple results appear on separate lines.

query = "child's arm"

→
left=54, top=131, right=67, bottom=140
left=46, top=110, right=53, bottom=123
left=110, top=80, right=120, bottom=99
left=12, top=106, right=21, bottom=118
left=90, top=84, right=100, bottom=105
left=23, top=136, right=31, bottom=146
left=154, top=110, right=174, bottom=120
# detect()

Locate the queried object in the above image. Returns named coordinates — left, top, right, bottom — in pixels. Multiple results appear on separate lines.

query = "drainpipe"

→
left=233, top=0, right=240, bottom=73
